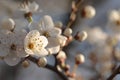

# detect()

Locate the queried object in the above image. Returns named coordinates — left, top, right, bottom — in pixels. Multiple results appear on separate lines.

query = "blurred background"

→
left=0, top=0, right=120, bottom=80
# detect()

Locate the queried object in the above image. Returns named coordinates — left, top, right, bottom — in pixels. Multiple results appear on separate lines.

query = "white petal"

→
left=25, top=30, right=40, bottom=39
left=39, top=36, right=48, bottom=47
left=0, top=44, right=9, bottom=57
left=25, top=48, right=34, bottom=55
left=14, top=19, right=28, bottom=32
left=16, top=45, right=29, bottom=57
left=48, top=28, right=62, bottom=37
left=4, top=54, right=21, bottom=66
left=46, top=37, right=60, bottom=54
left=38, top=15, right=54, bottom=31
left=34, top=48, right=48, bottom=57
left=29, top=2, right=39, bottom=12
left=57, top=35, right=67, bottom=47
left=0, top=30, right=12, bottom=57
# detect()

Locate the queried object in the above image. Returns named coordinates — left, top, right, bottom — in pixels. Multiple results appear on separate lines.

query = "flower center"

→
left=43, top=31, right=50, bottom=37
left=10, top=44, right=16, bottom=51
left=28, top=43, right=34, bottom=50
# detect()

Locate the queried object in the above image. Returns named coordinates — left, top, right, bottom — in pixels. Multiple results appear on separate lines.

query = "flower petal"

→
left=46, top=37, right=60, bottom=54
left=0, top=44, right=9, bottom=57
left=25, top=30, right=40, bottom=39
left=38, top=15, right=54, bottom=31
left=34, top=48, right=48, bottom=57
left=28, top=2, right=39, bottom=12
left=47, top=28, right=62, bottom=37
left=0, top=30, right=12, bottom=57
left=39, top=36, right=48, bottom=47
left=57, top=35, right=67, bottom=47
left=4, top=53, right=21, bottom=66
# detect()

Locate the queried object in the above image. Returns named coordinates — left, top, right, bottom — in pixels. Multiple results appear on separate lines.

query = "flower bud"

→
left=63, top=28, right=72, bottom=36
left=65, top=35, right=73, bottom=46
left=57, top=51, right=67, bottom=60
left=55, top=21, right=63, bottom=28
left=22, top=60, right=30, bottom=68
left=74, top=31, right=87, bottom=42
left=109, top=10, right=120, bottom=22
left=1, top=18, right=15, bottom=31
left=75, top=54, right=85, bottom=64
left=38, top=57, right=47, bottom=67
left=81, top=5, right=96, bottom=19
left=64, top=64, right=70, bottom=72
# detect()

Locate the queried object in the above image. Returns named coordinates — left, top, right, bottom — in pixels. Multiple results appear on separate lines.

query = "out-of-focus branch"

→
left=66, top=0, right=83, bottom=28
left=107, top=65, right=120, bottom=80
left=26, top=55, right=68, bottom=80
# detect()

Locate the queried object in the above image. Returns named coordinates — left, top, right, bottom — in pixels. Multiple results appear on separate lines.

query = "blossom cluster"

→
left=0, top=1, right=89, bottom=80
left=1, top=0, right=119, bottom=80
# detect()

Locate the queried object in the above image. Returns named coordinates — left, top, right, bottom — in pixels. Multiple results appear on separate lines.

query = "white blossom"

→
left=85, top=27, right=107, bottom=44
left=24, top=30, right=48, bottom=57
left=82, top=5, right=96, bottom=19
left=0, top=29, right=28, bottom=66
left=20, top=1, right=39, bottom=13
left=29, top=15, right=67, bottom=54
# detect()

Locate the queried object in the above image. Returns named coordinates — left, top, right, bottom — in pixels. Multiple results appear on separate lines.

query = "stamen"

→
left=28, top=43, right=34, bottom=49
left=10, top=44, right=16, bottom=51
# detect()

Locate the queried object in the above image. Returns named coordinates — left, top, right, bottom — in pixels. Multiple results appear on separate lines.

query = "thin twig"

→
left=45, top=64, right=68, bottom=80
left=107, top=65, right=120, bottom=80
left=66, top=0, right=83, bottom=28
left=26, top=55, right=68, bottom=80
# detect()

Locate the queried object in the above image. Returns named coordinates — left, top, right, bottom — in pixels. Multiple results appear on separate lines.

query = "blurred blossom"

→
left=82, top=26, right=107, bottom=44
left=0, top=0, right=120, bottom=80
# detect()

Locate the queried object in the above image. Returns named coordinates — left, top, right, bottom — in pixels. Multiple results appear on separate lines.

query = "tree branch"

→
left=66, top=0, right=83, bottom=28
left=107, top=65, right=120, bottom=80
left=26, top=55, right=68, bottom=80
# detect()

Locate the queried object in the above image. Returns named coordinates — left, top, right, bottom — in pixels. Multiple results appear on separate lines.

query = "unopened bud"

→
left=63, top=28, right=72, bottom=36
left=75, top=54, right=85, bottom=64
left=1, top=18, right=15, bottom=31
left=81, top=5, right=96, bottom=19
left=64, top=64, right=70, bottom=72
left=38, top=57, right=47, bottom=67
left=65, top=35, right=73, bottom=46
left=74, top=31, right=87, bottom=42
left=57, top=51, right=67, bottom=60
left=55, top=21, right=63, bottom=28
left=22, top=60, right=30, bottom=68
left=109, top=10, right=120, bottom=22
